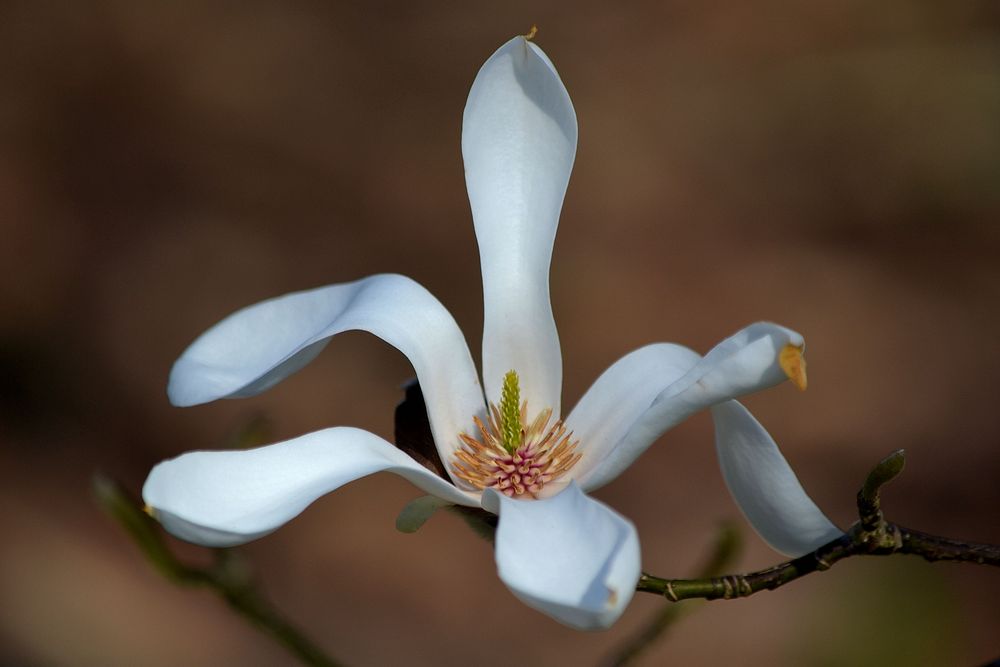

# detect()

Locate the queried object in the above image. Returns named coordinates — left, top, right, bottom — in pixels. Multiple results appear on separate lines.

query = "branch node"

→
left=720, top=577, right=734, bottom=599
left=890, top=524, right=904, bottom=551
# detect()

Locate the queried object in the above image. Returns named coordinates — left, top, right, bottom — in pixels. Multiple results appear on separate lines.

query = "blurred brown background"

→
left=2, top=1, right=998, bottom=665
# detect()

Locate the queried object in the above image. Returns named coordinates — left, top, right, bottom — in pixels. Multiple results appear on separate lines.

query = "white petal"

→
left=566, top=343, right=701, bottom=481
left=463, top=36, right=577, bottom=414
left=578, top=323, right=804, bottom=491
left=482, top=482, right=640, bottom=630
left=712, top=400, right=842, bottom=557
left=142, top=427, right=477, bottom=547
left=167, top=273, right=484, bottom=462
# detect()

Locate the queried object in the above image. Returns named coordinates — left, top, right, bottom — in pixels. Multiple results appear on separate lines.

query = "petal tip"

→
left=779, top=343, right=807, bottom=391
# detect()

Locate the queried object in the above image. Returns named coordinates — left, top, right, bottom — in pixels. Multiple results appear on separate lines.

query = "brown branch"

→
left=637, top=450, right=1000, bottom=602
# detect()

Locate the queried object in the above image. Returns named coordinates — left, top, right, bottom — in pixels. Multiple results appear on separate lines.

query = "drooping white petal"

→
left=712, top=400, right=842, bottom=557
left=566, top=343, right=701, bottom=481
left=578, top=323, right=804, bottom=491
left=142, top=427, right=477, bottom=547
left=481, top=483, right=640, bottom=630
left=167, top=273, right=485, bottom=461
left=463, top=36, right=577, bottom=415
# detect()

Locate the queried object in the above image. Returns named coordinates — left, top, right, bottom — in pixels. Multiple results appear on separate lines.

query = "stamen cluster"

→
left=452, top=403, right=580, bottom=498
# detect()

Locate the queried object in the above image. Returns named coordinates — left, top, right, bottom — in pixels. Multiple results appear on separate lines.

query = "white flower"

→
left=143, top=35, right=841, bottom=631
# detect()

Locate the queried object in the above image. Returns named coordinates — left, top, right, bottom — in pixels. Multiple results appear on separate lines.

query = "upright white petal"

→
left=143, top=427, right=478, bottom=547
left=167, top=273, right=484, bottom=463
left=712, top=400, right=842, bottom=557
left=578, top=323, right=804, bottom=491
left=463, top=36, right=577, bottom=414
left=566, top=343, right=701, bottom=481
left=482, top=483, right=640, bottom=630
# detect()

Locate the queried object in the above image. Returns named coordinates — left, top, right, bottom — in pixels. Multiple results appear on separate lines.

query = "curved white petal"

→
left=463, top=36, right=577, bottom=414
left=482, top=482, right=640, bottom=630
left=712, top=400, right=842, bottom=557
left=142, top=427, right=477, bottom=547
left=566, top=343, right=701, bottom=482
left=578, top=323, right=804, bottom=491
left=167, top=273, right=485, bottom=462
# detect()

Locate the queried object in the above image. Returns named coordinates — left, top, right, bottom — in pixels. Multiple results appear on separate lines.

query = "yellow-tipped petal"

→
left=525, top=24, right=538, bottom=40
left=143, top=504, right=157, bottom=519
left=779, top=344, right=808, bottom=391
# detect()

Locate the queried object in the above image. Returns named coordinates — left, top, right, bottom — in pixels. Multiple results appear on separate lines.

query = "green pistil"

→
left=500, top=370, right=522, bottom=454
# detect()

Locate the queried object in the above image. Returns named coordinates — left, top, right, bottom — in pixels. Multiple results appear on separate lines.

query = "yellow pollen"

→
left=779, top=343, right=807, bottom=391
left=451, top=399, right=580, bottom=499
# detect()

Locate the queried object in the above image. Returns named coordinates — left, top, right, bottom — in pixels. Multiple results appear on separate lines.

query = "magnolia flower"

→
left=143, top=34, right=841, bottom=631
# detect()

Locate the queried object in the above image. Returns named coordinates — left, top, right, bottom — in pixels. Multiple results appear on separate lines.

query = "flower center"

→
left=451, top=370, right=580, bottom=498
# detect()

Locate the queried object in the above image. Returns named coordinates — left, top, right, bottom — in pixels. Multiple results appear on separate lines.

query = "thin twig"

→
left=637, top=450, right=1000, bottom=602
left=93, top=473, right=342, bottom=667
